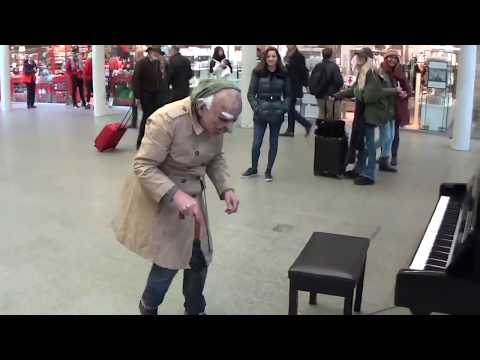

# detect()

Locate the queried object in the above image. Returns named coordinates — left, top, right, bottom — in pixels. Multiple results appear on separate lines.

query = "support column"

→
left=239, top=45, right=257, bottom=128
left=0, top=45, right=11, bottom=111
left=341, top=45, right=352, bottom=76
left=451, top=45, right=477, bottom=151
left=92, top=45, right=109, bottom=117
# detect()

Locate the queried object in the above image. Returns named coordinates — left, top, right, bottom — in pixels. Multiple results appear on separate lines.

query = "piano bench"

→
left=288, top=232, right=370, bottom=315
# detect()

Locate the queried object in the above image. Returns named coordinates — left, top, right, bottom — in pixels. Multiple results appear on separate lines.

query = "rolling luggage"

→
left=313, top=99, right=348, bottom=178
left=94, top=108, right=132, bottom=152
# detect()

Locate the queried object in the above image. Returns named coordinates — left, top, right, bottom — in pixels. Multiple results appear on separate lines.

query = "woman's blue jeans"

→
left=354, top=124, right=377, bottom=180
left=251, top=120, right=282, bottom=172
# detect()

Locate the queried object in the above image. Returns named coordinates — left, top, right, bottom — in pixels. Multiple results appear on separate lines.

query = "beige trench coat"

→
left=112, top=97, right=233, bottom=270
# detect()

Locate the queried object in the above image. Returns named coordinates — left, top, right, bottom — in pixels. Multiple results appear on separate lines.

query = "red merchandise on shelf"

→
left=11, top=75, right=27, bottom=102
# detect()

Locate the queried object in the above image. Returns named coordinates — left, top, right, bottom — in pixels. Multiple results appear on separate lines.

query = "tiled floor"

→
left=1, top=103, right=479, bottom=315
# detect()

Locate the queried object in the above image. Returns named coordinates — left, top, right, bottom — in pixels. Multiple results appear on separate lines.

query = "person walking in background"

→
left=380, top=49, right=411, bottom=167
left=309, top=47, right=344, bottom=121
left=83, top=51, right=93, bottom=110
left=241, top=47, right=290, bottom=182
left=280, top=45, right=311, bottom=137
left=132, top=46, right=170, bottom=149
left=23, top=55, right=37, bottom=109
left=209, top=46, right=233, bottom=79
left=66, top=46, right=87, bottom=108
left=168, top=46, right=194, bottom=102
left=112, top=79, right=242, bottom=315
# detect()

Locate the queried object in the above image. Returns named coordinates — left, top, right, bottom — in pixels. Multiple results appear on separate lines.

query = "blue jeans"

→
left=251, top=120, right=282, bottom=172
left=379, top=119, right=395, bottom=159
left=141, top=245, right=208, bottom=315
left=354, top=124, right=376, bottom=181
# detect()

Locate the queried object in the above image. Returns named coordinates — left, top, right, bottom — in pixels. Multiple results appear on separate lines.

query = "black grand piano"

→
left=395, top=170, right=480, bottom=315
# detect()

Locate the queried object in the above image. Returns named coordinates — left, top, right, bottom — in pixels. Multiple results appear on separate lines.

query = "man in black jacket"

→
left=309, top=48, right=344, bottom=121
left=168, top=46, right=193, bottom=102
left=132, top=46, right=170, bottom=149
left=280, top=45, right=312, bottom=137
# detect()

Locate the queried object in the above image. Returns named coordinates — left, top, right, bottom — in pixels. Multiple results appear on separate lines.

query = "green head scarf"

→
left=190, top=79, right=240, bottom=104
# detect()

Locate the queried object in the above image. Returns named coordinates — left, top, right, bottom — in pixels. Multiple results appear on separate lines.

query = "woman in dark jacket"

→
left=209, top=46, right=233, bottom=76
left=381, top=50, right=411, bottom=166
left=242, top=47, right=290, bottom=182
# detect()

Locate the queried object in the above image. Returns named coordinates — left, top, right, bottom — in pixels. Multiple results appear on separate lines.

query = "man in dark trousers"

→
left=309, top=47, right=344, bottom=121
left=132, top=46, right=170, bottom=149
left=66, top=46, right=87, bottom=108
left=23, top=55, right=37, bottom=109
left=168, top=46, right=193, bottom=102
left=280, top=45, right=312, bottom=137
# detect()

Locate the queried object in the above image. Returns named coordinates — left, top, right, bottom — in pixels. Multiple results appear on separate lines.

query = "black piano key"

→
left=435, top=239, right=453, bottom=248
left=429, top=251, right=449, bottom=261
left=432, top=245, right=451, bottom=253
left=425, top=265, right=445, bottom=271
left=427, top=259, right=447, bottom=268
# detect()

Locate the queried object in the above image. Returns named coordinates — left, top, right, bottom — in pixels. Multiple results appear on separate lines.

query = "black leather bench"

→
left=288, top=232, right=370, bottom=315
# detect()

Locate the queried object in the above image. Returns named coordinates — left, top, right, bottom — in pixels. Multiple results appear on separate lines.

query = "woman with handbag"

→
left=241, top=47, right=290, bottom=182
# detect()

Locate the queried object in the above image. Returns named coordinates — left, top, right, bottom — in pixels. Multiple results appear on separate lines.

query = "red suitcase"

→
left=94, top=108, right=131, bottom=152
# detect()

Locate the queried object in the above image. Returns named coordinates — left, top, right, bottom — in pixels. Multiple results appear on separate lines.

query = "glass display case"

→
left=420, top=59, right=453, bottom=132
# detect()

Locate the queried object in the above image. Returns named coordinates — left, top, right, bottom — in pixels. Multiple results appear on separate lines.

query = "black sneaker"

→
left=344, top=170, right=359, bottom=179
left=305, top=124, right=312, bottom=137
left=379, top=157, right=397, bottom=172
left=279, top=131, right=294, bottom=137
left=241, top=168, right=258, bottom=178
left=354, top=176, right=375, bottom=186
left=139, top=299, right=157, bottom=315
left=264, top=171, right=273, bottom=182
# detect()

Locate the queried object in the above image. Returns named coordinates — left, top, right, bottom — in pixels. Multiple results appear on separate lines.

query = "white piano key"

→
left=410, top=196, right=450, bottom=270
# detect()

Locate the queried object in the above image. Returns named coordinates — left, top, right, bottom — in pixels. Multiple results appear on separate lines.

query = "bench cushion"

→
left=288, top=232, right=370, bottom=286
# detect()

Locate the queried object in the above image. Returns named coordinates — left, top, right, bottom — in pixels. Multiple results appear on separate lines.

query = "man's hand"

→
left=173, top=190, right=202, bottom=221
left=224, top=190, right=240, bottom=215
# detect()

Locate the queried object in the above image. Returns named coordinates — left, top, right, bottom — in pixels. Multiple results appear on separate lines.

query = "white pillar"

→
left=92, top=45, right=109, bottom=117
left=0, top=45, right=11, bottom=111
left=451, top=45, right=477, bottom=151
left=239, top=45, right=257, bottom=128
left=341, top=45, right=352, bottom=76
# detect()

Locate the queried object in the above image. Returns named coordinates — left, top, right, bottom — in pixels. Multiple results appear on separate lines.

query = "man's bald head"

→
left=197, top=88, right=243, bottom=136
left=212, top=89, right=242, bottom=119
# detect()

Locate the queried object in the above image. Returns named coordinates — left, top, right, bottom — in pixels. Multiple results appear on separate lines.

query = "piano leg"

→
left=410, top=308, right=431, bottom=315
left=354, top=260, right=366, bottom=313
left=309, top=292, right=317, bottom=305
left=343, top=289, right=354, bottom=315
left=288, top=282, right=298, bottom=315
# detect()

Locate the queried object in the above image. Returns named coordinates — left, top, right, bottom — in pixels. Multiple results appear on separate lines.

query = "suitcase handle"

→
left=119, top=107, right=133, bottom=128
left=324, top=97, right=336, bottom=121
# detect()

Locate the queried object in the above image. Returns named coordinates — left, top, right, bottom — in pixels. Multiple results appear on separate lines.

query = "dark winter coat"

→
left=285, top=50, right=309, bottom=99
left=247, top=68, right=291, bottom=124
left=168, top=53, right=193, bottom=102
left=310, top=59, right=344, bottom=98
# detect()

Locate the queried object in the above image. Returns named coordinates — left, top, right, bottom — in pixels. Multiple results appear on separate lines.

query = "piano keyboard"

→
left=410, top=196, right=462, bottom=271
